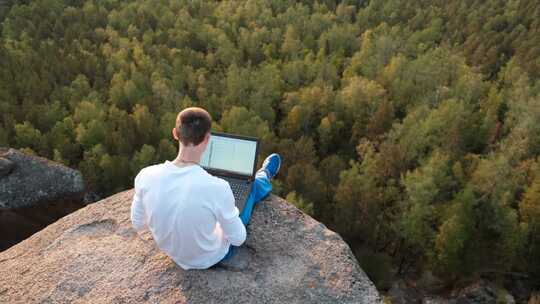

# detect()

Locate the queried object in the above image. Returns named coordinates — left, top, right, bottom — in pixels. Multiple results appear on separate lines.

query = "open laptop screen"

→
left=200, top=133, right=257, bottom=176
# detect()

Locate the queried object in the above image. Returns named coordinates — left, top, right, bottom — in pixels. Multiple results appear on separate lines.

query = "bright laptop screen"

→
left=200, top=134, right=257, bottom=176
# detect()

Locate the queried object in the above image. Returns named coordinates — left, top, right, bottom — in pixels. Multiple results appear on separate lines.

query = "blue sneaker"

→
left=259, top=153, right=281, bottom=179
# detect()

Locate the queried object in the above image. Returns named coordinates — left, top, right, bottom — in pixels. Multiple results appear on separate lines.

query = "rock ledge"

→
left=0, top=148, right=84, bottom=209
left=0, top=190, right=381, bottom=303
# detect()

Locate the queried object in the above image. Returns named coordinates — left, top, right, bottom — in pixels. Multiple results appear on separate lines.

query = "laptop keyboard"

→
left=223, top=177, right=251, bottom=210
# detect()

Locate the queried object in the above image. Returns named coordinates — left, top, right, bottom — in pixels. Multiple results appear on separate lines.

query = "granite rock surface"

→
left=0, top=189, right=381, bottom=303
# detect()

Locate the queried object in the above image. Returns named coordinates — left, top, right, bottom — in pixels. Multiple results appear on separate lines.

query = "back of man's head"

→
left=175, top=107, right=212, bottom=146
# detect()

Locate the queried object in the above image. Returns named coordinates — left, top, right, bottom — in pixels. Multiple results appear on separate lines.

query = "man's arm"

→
left=216, top=183, right=246, bottom=246
left=131, top=171, right=148, bottom=232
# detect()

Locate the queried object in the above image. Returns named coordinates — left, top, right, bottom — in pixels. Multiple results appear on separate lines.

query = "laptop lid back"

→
left=200, top=132, right=259, bottom=180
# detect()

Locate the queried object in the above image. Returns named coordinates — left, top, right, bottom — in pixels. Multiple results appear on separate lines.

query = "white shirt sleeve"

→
left=215, top=183, right=246, bottom=246
left=131, top=171, right=148, bottom=232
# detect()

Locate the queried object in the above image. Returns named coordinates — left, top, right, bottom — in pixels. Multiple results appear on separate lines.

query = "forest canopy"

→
left=1, top=0, right=539, bottom=289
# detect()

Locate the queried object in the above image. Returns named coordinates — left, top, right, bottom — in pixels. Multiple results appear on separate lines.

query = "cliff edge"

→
left=0, top=189, right=381, bottom=303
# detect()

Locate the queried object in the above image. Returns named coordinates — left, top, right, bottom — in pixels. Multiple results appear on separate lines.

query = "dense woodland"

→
left=1, top=0, right=539, bottom=290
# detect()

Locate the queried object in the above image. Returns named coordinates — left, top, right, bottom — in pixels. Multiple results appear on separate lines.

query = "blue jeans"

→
left=217, top=170, right=272, bottom=263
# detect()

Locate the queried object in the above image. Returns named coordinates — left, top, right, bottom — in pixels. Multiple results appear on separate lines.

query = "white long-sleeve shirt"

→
left=130, top=160, right=246, bottom=270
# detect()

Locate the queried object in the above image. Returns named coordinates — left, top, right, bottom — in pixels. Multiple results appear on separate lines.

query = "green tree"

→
left=76, top=119, right=107, bottom=150
left=131, top=144, right=157, bottom=174
left=519, top=177, right=540, bottom=284
left=434, top=188, right=476, bottom=278
left=285, top=191, right=314, bottom=216
left=14, top=121, right=43, bottom=152
left=398, top=151, right=455, bottom=270
left=131, top=104, right=157, bottom=147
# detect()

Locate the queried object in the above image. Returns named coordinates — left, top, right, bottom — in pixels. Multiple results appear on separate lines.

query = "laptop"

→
left=199, top=131, right=260, bottom=213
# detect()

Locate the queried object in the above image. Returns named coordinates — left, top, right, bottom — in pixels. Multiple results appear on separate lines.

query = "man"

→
left=130, top=107, right=281, bottom=269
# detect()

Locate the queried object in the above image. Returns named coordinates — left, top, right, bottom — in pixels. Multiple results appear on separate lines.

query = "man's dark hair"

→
left=175, top=107, right=212, bottom=146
